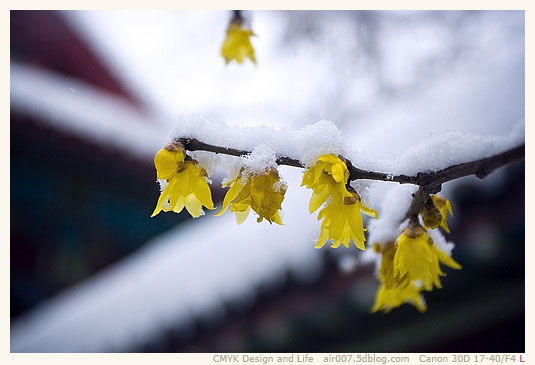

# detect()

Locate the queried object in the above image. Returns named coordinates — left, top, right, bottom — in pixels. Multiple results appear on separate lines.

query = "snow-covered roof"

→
left=10, top=62, right=170, bottom=160
left=10, top=166, right=325, bottom=352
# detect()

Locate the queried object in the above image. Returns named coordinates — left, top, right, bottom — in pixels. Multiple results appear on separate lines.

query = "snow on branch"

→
left=180, top=137, right=524, bottom=187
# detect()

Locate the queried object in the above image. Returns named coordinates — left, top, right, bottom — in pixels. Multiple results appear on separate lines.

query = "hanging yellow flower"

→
left=302, top=154, right=377, bottom=249
left=151, top=143, right=214, bottom=218
left=315, top=193, right=377, bottom=250
left=371, top=243, right=426, bottom=313
left=153, top=143, right=185, bottom=180
left=394, top=222, right=461, bottom=291
left=216, top=168, right=287, bottom=224
left=221, top=22, right=256, bottom=65
left=301, top=154, right=353, bottom=212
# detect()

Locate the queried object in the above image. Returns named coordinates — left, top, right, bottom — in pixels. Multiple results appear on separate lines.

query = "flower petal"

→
left=150, top=181, right=173, bottom=217
left=309, top=185, right=330, bottom=213
left=185, top=194, right=203, bottom=218
left=215, top=179, right=243, bottom=216
left=434, top=247, right=462, bottom=270
left=235, top=206, right=250, bottom=224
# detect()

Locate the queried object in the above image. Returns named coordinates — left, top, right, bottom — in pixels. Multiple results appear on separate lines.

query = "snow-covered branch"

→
left=180, top=137, right=524, bottom=187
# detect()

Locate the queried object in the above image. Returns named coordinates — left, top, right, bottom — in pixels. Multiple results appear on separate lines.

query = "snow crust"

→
left=367, top=184, right=418, bottom=246
left=174, top=116, right=345, bottom=168
left=173, top=116, right=524, bottom=179
left=242, top=144, right=278, bottom=174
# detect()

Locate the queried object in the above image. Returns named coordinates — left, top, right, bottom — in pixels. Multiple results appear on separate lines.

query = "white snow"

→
left=171, top=117, right=524, bottom=177
left=174, top=117, right=345, bottom=168
left=429, top=229, right=456, bottom=257
left=242, top=144, right=278, bottom=174
left=366, top=184, right=419, bottom=247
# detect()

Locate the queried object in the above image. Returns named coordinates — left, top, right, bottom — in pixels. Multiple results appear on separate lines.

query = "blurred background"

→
left=10, top=10, right=524, bottom=352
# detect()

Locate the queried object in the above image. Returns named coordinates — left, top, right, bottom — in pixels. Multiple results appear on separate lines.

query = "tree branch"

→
left=180, top=137, right=524, bottom=187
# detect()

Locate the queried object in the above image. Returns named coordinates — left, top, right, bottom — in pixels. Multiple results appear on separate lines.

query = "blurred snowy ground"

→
left=10, top=10, right=524, bottom=352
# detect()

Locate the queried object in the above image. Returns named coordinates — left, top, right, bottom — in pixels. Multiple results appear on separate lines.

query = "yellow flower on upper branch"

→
left=302, top=154, right=377, bottom=249
left=153, top=142, right=185, bottom=180
left=221, top=22, right=256, bottom=65
left=216, top=168, right=287, bottom=224
left=315, top=192, right=377, bottom=250
left=151, top=143, right=214, bottom=218
left=301, top=154, right=353, bottom=212
left=394, top=222, right=461, bottom=291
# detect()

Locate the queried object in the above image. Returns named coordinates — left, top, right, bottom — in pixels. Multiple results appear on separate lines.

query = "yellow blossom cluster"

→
left=372, top=221, right=461, bottom=313
left=301, top=154, right=377, bottom=249
left=151, top=143, right=214, bottom=218
left=151, top=148, right=377, bottom=250
left=151, top=142, right=288, bottom=224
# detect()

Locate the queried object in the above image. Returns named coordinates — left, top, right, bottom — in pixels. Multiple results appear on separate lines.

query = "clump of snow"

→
left=157, top=179, right=167, bottom=193
left=189, top=150, right=220, bottom=177
left=428, top=229, right=456, bottom=257
left=173, top=117, right=345, bottom=168
left=272, top=180, right=285, bottom=192
left=348, top=120, right=524, bottom=176
left=367, top=184, right=418, bottom=246
left=241, top=144, right=278, bottom=175
left=350, top=179, right=376, bottom=208
left=218, top=155, right=244, bottom=185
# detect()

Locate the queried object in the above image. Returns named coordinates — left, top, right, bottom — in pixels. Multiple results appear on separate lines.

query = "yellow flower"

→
left=371, top=243, right=426, bottom=313
left=421, top=194, right=453, bottom=232
left=431, top=194, right=454, bottom=233
left=302, top=154, right=377, bottom=249
left=394, top=223, right=461, bottom=291
left=151, top=144, right=214, bottom=218
left=153, top=143, right=185, bottom=180
left=301, top=154, right=353, bottom=213
left=216, top=168, right=286, bottom=224
left=315, top=193, right=377, bottom=250
left=221, top=23, right=256, bottom=65
left=375, top=243, right=409, bottom=289
left=372, top=283, right=427, bottom=313
left=420, top=197, right=442, bottom=230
